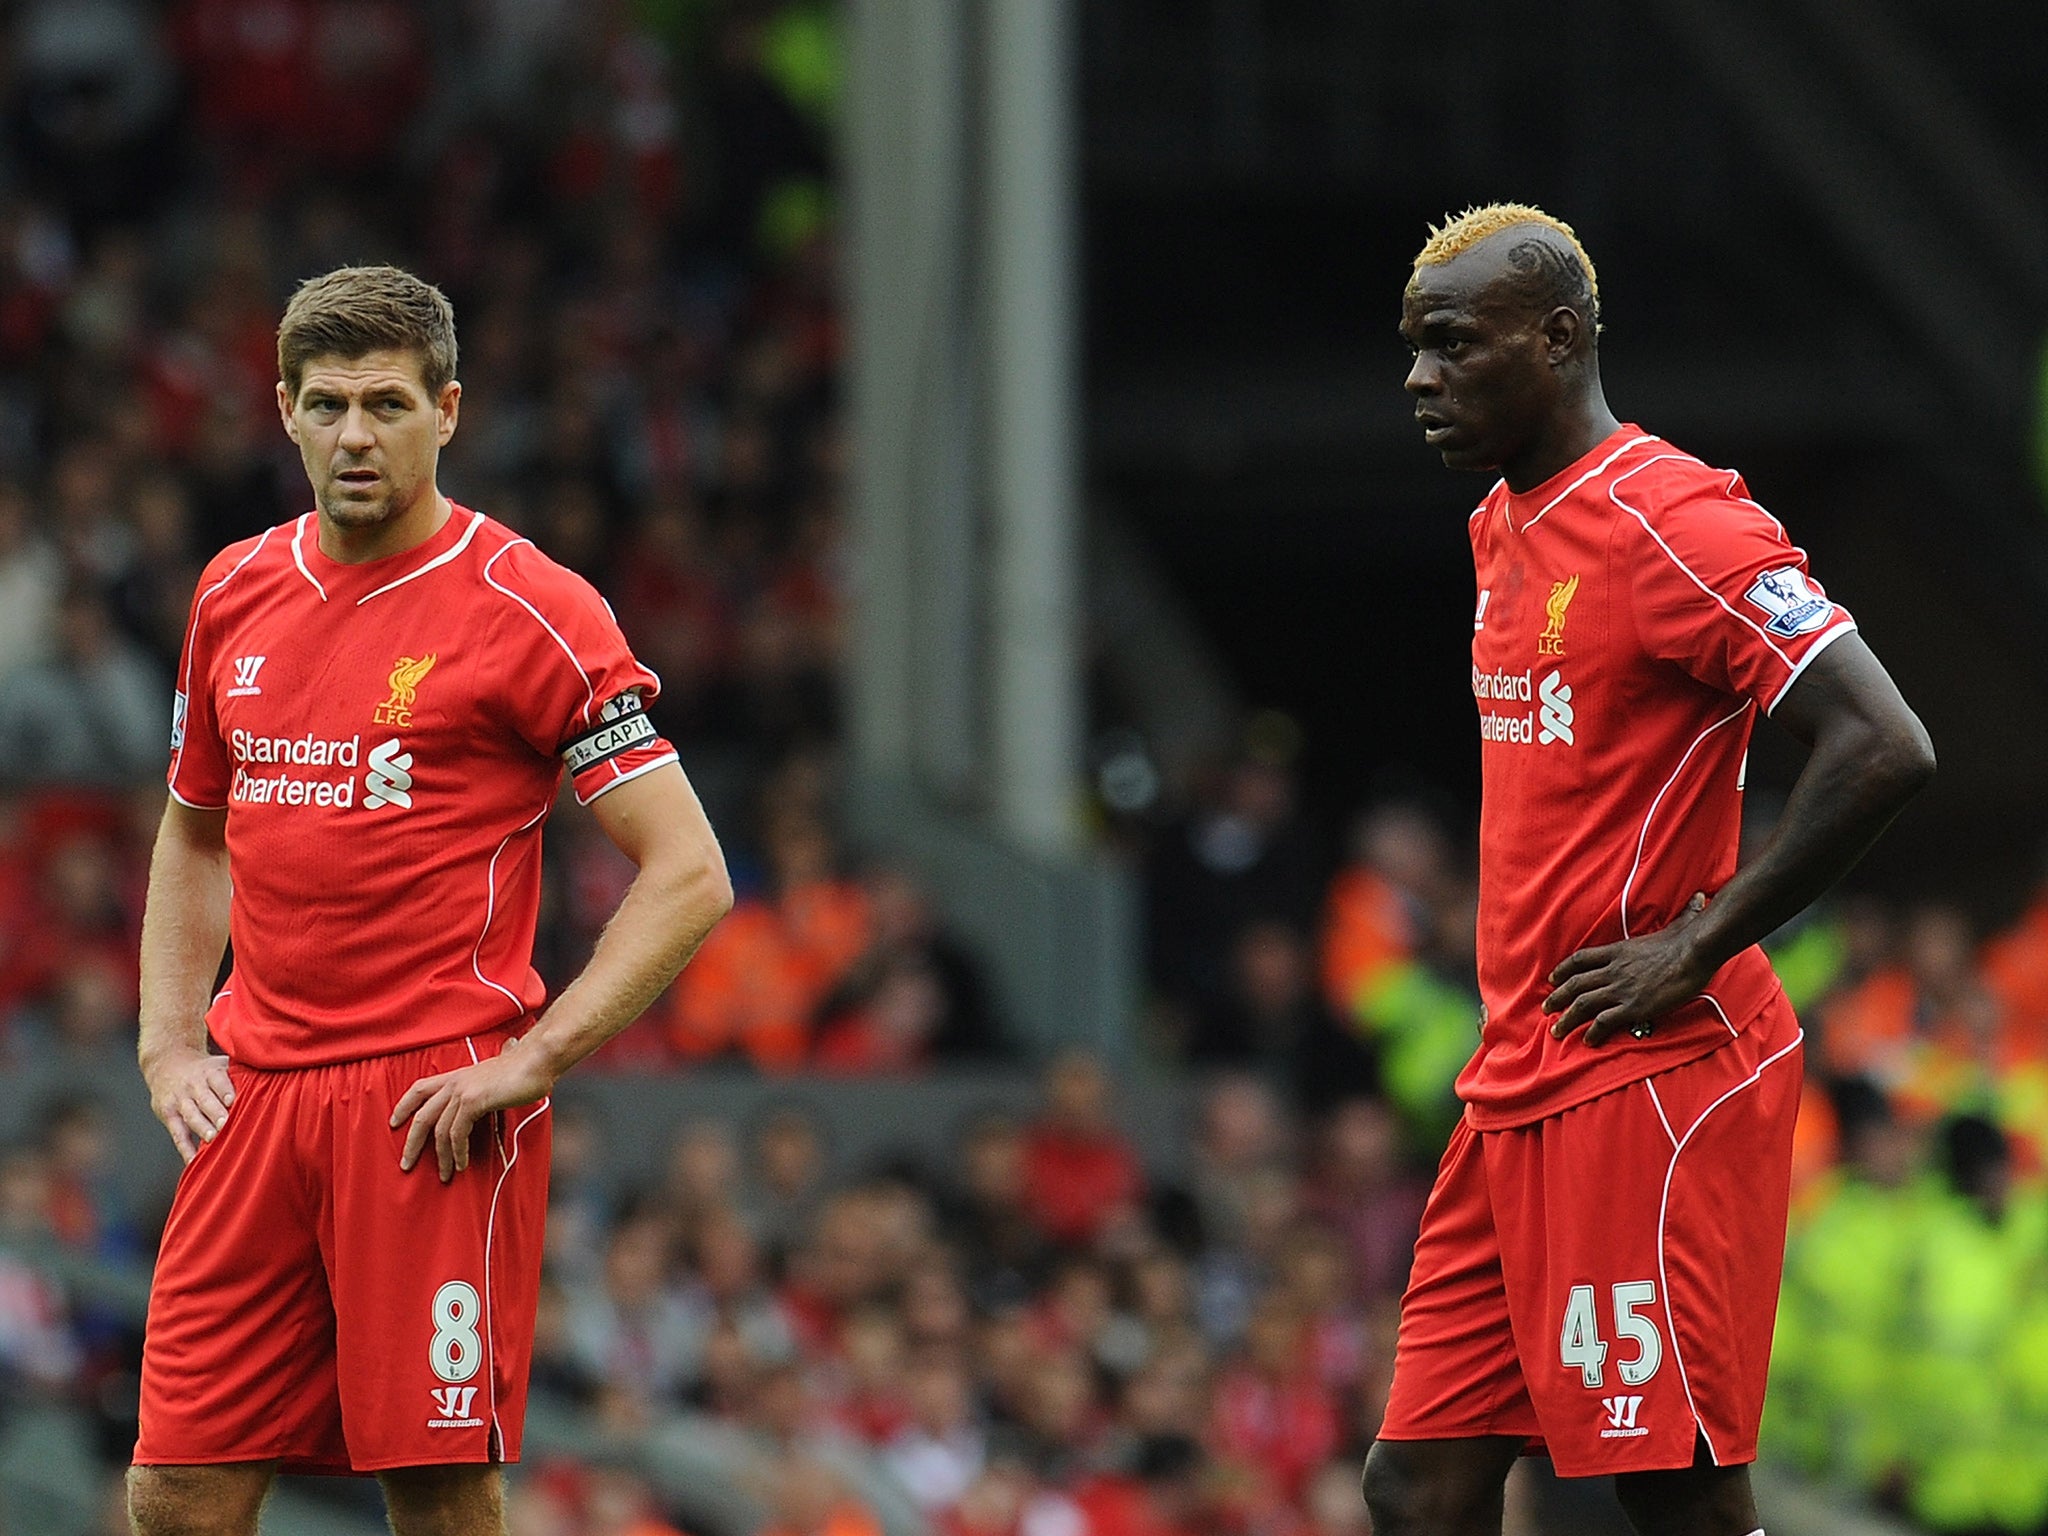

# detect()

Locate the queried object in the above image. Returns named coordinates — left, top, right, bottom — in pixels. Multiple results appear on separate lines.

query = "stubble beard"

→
left=318, top=477, right=405, bottom=528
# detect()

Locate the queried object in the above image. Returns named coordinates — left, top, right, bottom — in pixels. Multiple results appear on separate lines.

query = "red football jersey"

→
left=168, top=505, right=678, bottom=1068
left=1460, top=428, right=1854, bottom=1128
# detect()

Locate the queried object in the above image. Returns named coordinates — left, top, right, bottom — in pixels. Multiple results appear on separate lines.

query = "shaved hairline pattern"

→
left=1413, top=202, right=1601, bottom=330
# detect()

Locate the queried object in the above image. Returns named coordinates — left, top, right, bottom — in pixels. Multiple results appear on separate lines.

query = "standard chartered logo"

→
left=364, top=738, right=416, bottom=809
left=1538, top=669, right=1575, bottom=745
left=1475, top=666, right=1578, bottom=748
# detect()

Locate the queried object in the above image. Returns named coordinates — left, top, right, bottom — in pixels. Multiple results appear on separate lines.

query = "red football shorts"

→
left=1378, top=994, right=1802, bottom=1476
left=135, top=1030, right=552, bottom=1473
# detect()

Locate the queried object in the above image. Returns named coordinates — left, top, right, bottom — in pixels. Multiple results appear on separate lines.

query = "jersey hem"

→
left=218, top=1017, right=528, bottom=1073
left=1459, top=1029, right=1736, bottom=1132
left=167, top=786, right=229, bottom=810
left=1764, top=619, right=1857, bottom=715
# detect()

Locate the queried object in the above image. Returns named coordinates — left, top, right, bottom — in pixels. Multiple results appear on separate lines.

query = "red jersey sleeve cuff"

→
left=1765, top=618, right=1857, bottom=715
left=572, top=746, right=681, bottom=806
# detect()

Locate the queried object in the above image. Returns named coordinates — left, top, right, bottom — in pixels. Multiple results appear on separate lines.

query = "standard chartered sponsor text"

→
left=230, top=729, right=362, bottom=807
left=1472, top=664, right=1533, bottom=702
left=231, top=729, right=362, bottom=767
left=1479, top=711, right=1536, bottom=743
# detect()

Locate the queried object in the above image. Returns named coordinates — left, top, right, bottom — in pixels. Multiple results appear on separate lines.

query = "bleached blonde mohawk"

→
left=1414, top=203, right=1600, bottom=326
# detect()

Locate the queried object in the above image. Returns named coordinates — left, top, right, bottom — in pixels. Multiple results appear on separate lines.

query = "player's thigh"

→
left=127, top=1460, right=278, bottom=1536
left=325, top=1033, right=553, bottom=1470
left=378, top=1462, right=505, bottom=1536
left=1486, top=1006, right=1802, bottom=1477
left=1362, top=1435, right=1525, bottom=1536
left=1379, top=1121, right=1542, bottom=1445
left=137, top=1066, right=348, bottom=1470
left=1614, top=1443, right=1761, bottom=1536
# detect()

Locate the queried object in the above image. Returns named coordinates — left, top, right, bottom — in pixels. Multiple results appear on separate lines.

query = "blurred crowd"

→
left=510, top=1055, right=1422, bottom=1536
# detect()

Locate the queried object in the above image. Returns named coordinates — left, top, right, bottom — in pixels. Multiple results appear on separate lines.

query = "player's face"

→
left=278, top=350, right=461, bottom=530
left=1400, top=249, right=1558, bottom=476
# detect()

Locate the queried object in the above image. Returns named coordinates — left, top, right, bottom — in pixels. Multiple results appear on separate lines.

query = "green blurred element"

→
left=1898, top=1187, right=2048, bottom=1532
left=1355, top=960, right=1475, bottom=1148
left=630, top=0, right=713, bottom=51
left=762, top=2, right=841, bottom=126
left=1767, top=1171, right=1932, bottom=1484
left=1763, top=915, right=1847, bottom=1015
left=756, top=176, right=832, bottom=262
left=1775, top=1173, right=2048, bottom=1532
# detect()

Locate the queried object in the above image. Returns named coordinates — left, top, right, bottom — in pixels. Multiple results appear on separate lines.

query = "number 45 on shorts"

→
left=1559, top=1280, right=1663, bottom=1389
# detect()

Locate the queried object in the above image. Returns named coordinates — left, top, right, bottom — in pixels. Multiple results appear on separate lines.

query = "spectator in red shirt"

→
left=1207, top=1293, right=1339, bottom=1508
left=1022, top=1051, right=1145, bottom=1250
left=1072, top=1434, right=1208, bottom=1536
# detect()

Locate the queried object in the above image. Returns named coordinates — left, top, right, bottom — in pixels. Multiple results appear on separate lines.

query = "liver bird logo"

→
left=1537, top=575, right=1579, bottom=656
left=373, top=653, right=438, bottom=727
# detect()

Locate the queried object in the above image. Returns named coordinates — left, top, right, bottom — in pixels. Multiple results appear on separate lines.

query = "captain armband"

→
left=560, top=692, right=658, bottom=774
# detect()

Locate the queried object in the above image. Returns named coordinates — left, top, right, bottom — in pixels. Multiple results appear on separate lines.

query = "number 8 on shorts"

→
left=431, top=1280, right=483, bottom=1384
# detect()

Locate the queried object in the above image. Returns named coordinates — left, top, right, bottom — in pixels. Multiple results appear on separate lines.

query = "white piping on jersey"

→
left=1642, top=1028, right=1803, bottom=1467
left=1619, top=703, right=1751, bottom=940
left=1765, top=620, right=1858, bottom=716
left=473, top=803, right=551, bottom=1019
left=174, top=528, right=274, bottom=787
left=1724, top=473, right=1792, bottom=544
left=1606, top=457, right=1801, bottom=675
left=167, top=786, right=228, bottom=811
left=290, top=515, right=329, bottom=601
left=1700, top=992, right=1740, bottom=1039
left=1709, top=470, right=1848, bottom=692
left=577, top=748, right=679, bottom=807
left=356, top=509, right=486, bottom=605
left=1513, top=434, right=1653, bottom=533
left=482, top=540, right=598, bottom=729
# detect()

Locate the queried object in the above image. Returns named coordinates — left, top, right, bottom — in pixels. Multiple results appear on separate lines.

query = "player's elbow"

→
left=677, top=833, right=735, bottom=926
left=1871, top=710, right=1937, bottom=806
left=701, top=854, right=736, bottom=924
left=1890, top=712, right=1937, bottom=794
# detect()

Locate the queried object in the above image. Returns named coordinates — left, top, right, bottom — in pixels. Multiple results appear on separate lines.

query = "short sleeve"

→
left=1621, top=470, right=1856, bottom=714
left=167, top=554, right=239, bottom=808
left=487, top=542, right=679, bottom=803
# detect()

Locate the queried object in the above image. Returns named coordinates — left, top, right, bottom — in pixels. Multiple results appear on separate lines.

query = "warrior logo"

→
left=228, top=655, right=268, bottom=697
left=1601, top=1395, right=1645, bottom=1432
left=374, top=654, right=438, bottom=727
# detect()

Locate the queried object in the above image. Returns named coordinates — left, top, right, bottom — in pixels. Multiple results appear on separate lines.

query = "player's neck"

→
left=316, top=491, right=453, bottom=565
left=1502, top=400, right=1624, bottom=494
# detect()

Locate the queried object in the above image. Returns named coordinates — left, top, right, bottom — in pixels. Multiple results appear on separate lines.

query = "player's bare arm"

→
left=1545, top=633, right=1934, bottom=1044
left=390, top=761, right=734, bottom=1180
left=137, top=800, right=236, bottom=1162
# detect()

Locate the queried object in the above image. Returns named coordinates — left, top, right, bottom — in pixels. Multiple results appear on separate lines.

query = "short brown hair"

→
left=276, top=265, right=458, bottom=400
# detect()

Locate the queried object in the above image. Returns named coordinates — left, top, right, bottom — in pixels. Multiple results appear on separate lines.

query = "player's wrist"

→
left=137, top=1030, right=205, bottom=1075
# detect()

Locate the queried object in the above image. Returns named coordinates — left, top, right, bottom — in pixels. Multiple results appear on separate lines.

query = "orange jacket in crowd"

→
left=666, top=878, right=871, bottom=1069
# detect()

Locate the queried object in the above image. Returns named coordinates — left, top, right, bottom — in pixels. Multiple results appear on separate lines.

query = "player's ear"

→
left=276, top=380, right=300, bottom=443
left=437, top=380, right=461, bottom=446
left=1543, top=306, right=1584, bottom=366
